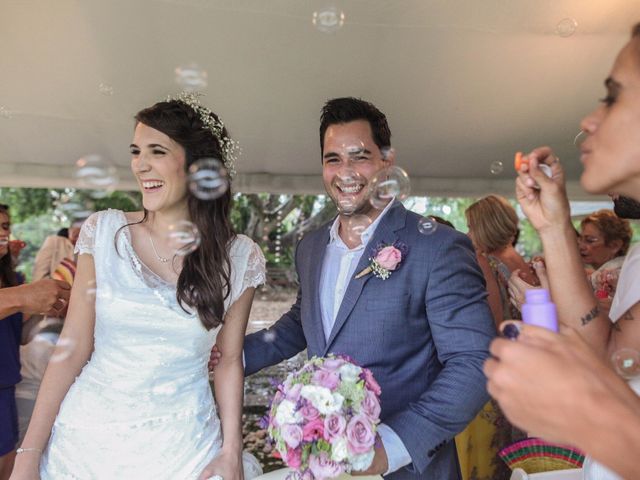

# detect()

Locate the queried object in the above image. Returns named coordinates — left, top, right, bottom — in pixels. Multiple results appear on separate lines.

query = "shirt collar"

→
left=328, top=200, right=396, bottom=249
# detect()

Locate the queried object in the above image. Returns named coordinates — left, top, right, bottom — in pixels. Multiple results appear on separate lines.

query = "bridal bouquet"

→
left=266, top=354, right=382, bottom=480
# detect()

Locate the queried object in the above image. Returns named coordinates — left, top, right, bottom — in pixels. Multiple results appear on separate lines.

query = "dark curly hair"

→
left=121, top=99, right=235, bottom=330
left=581, top=209, right=632, bottom=256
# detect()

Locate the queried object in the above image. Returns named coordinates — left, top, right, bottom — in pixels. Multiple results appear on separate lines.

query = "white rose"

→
left=350, top=451, right=375, bottom=472
left=338, top=363, right=362, bottom=384
left=330, top=437, right=349, bottom=462
left=300, top=386, right=344, bottom=415
left=275, top=399, right=302, bottom=425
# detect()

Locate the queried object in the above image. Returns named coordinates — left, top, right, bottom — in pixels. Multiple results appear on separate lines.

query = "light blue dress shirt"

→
left=318, top=202, right=412, bottom=474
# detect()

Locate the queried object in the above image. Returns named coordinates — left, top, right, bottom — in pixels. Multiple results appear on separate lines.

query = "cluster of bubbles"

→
left=175, top=63, right=208, bottom=91
left=98, top=82, right=114, bottom=96
left=0, top=106, right=12, bottom=119
left=312, top=6, right=345, bottom=34
left=611, top=348, right=640, bottom=380
left=73, top=154, right=119, bottom=198
left=555, top=17, right=578, bottom=38
left=327, top=146, right=442, bottom=243
left=187, top=158, right=229, bottom=201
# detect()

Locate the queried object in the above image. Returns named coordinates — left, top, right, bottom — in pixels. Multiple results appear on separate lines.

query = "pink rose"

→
left=286, top=448, right=302, bottom=469
left=363, top=369, right=381, bottom=396
left=309, top=452, right=344, bottom=480
left=346, top=414, right=376, bottom=454
left=360, top=390, right=381, bottom=421
left=302, top=418, right=325, bottom=442
left=323, top=413, right=347, bottom=442
left=375, top=246, right=402, bottom=270
left=282, top=424, right=303, bottom=449
left=300, top=404, right=320, bottom=421
left=312, top=368, right=340, bottom=391
left=286, top=383, right=303, bottom=402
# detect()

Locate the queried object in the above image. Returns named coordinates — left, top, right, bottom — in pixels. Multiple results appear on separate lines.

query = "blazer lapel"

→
left=306, top=223, right=331, bottom=353
left=323, top=203, right=407, bottom=354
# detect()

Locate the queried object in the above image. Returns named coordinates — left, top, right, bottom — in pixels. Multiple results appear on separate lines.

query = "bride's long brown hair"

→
left=122, top=100, right=235, bottom=330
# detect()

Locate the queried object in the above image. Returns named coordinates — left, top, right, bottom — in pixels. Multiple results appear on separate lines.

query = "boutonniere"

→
left=355, top=241, right=408, bottom=280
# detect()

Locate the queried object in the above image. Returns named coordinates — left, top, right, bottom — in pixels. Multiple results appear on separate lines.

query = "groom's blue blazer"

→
left=244, top=202, right=496, bottom=480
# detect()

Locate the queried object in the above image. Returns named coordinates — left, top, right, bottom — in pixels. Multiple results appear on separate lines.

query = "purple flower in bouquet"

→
left=309, top=452, right=344, bottom=480
left=286, top=448, right=303, bottom=469
left=282, top=424, right=303, bottom=449
left=360, top=389, right=381, bottom=421
left=300, top=404, right=320, bottom=421
left=346, top=413, right=376, bottom=454
left=323, top=413, right=347, bottom=441
left=313, top=368, right=341, bottom=390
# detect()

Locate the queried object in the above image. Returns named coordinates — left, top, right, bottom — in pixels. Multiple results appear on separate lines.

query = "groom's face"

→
left=322, top=120, right=393, bottom=216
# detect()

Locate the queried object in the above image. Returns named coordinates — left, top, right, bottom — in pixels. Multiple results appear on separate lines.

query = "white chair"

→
left=510, top=467, right=583, bottom=480
left=253, top=468, right=382, bottom=480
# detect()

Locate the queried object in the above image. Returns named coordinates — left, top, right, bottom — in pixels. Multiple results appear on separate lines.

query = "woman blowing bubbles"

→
left=11, top=94, right=265, bottom=480
left=484, top=23, right=640, bottom=479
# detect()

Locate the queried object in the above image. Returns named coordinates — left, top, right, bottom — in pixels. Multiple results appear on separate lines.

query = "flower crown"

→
left=166, top=91, right=239, bottom=178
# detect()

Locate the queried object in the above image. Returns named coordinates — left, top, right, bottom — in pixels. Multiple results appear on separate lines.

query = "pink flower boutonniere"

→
left=355, top=241, right=408, bottom=280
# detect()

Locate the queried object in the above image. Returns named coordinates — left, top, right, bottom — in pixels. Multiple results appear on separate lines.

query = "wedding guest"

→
left=466, top=195, right=539, bottom=327
left=0, top=205, right=69, bottom=480
left=456, top=195, right=534, bottom=480
left=485, top=21, right=640, bottom=479
left=31, top=220, right=82, bottom=282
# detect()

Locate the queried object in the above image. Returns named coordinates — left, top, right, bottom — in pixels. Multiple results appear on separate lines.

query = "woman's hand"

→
left=198, top=449, right=243, bottom=480
left=515, top=147, right=571, bottom=235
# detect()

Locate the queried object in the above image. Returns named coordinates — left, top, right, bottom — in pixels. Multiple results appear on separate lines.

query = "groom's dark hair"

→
left=319, top=97, right=391, bottom=157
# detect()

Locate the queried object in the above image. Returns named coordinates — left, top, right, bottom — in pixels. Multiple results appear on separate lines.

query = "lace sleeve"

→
left=243, top=241, right=267, bottom=292
left=74, top=212, right=100, bottom=256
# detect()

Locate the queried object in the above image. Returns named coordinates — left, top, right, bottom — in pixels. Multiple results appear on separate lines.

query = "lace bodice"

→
left=40, top=209, right=266, bottom=479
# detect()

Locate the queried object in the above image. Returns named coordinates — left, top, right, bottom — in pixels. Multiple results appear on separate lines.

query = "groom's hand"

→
left=352, top=434, right=388, bottom=476
left=208, top=344, right=222, bottom=372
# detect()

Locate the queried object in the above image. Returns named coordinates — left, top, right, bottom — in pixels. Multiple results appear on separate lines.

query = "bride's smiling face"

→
left=130, top=123, right=188, bottom=213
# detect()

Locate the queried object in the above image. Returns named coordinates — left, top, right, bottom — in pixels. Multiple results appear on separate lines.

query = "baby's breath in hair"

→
left=166, top=91, right=239, bottom=178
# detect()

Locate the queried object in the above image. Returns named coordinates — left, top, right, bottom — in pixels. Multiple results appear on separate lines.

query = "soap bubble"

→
left=86, top=279, right=113, bottom=302
left=344, top=214, right=372, bottom=245
left=188, top=158, right=229, bottom=200
left=312, top=6, right=345, bottom=34
left=368, top=166, right=411, bottom=210
left=98, top=83, right=114, bottom=96
left=0, top=106, right=12, bottom=119
left=74, top=154, right=118, bottom=192
left=611, top=348, right=640, bottom=380
left=574, top=130, right=587, bottom=149
left=490, top=161, right=504, bottom=175
left=175, top=63, right=208, bottom=91
left=33, top=331, right=75, bottom=363
left=330, top=168, right=367, bottom=215
left=418, top=216, right=438, bottom=236
left=556, top=17, right=578, bottom=38
left=166, top=220, right=201, bottom=256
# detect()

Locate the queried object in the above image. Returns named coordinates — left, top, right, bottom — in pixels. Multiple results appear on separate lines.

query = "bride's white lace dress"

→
left=40, top=209, right=266, bottom=479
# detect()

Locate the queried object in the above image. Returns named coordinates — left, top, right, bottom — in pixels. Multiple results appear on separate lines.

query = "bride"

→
left=10, top=93, right=265, bottom=479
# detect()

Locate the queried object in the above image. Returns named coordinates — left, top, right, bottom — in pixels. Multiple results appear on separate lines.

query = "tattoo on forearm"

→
left=580, top=305, right=600, bottom=326
left=620, top=310, right=634, bottom=321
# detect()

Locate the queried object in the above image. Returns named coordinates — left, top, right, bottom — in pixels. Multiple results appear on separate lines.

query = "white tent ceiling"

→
left=1, top=0, right=639, bottom=199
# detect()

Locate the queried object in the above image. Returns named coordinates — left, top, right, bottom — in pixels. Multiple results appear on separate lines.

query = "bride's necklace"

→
left=148, top=232, right=169, bottom=263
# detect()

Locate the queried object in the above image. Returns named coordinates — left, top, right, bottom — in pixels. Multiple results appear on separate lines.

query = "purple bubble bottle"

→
left=521, top=289, right=558, bottom=332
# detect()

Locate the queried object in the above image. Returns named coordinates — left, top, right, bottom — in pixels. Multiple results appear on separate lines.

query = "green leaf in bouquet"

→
left=317, top=439, right=331, bottom=452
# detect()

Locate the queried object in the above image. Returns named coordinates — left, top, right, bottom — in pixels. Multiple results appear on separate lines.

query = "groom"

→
left=241, top=98, right=495, bottom=479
